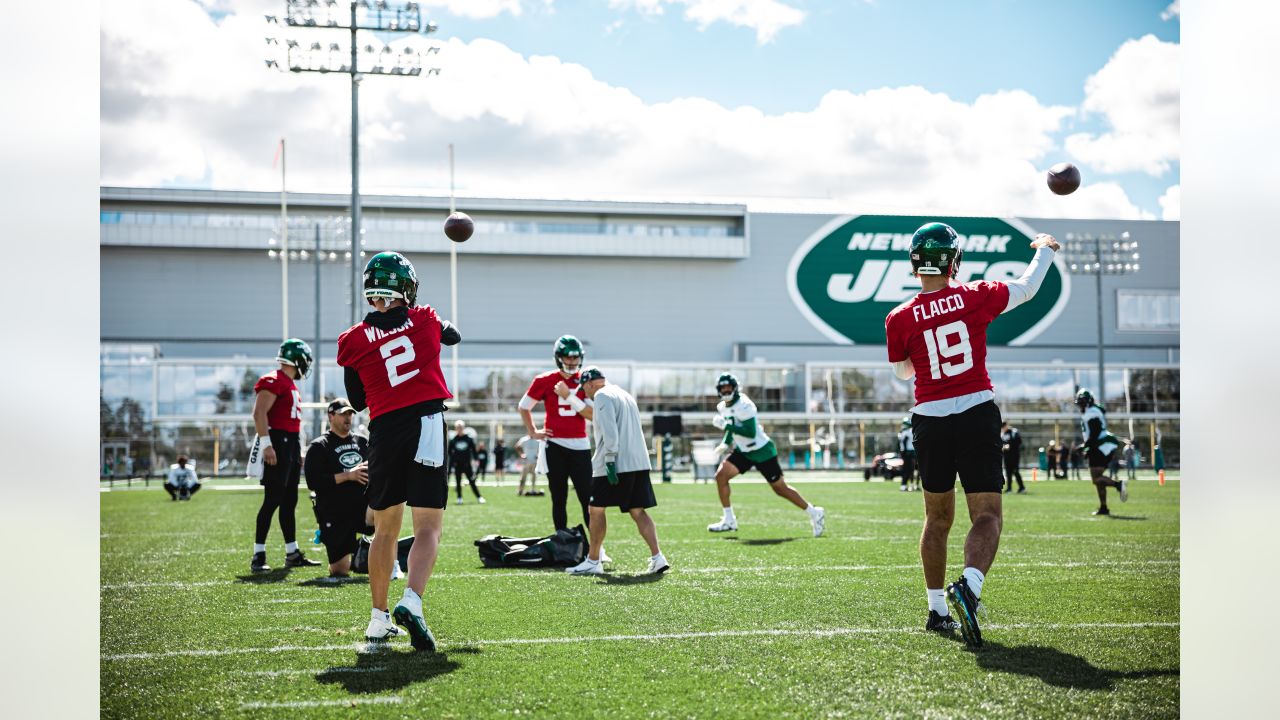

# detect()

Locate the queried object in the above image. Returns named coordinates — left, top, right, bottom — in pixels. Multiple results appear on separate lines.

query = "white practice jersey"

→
left=717, top=394, right=771, bottom=453
left=1079, top=406, right=1120, bottom=455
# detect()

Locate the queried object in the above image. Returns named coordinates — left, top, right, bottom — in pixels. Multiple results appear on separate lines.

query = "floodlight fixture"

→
left=1061, top=230, right=1143, bottom=402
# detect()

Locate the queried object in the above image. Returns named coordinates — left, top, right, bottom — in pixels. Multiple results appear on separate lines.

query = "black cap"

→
left=579, top=366, right=605, bottom=384
left=327, top=398, right=356, bottom=414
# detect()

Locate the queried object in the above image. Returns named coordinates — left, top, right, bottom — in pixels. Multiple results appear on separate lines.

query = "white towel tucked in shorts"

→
left=414, top=413, right=445, bottom=467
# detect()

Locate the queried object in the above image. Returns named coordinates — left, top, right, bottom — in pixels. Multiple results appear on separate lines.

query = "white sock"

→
left=651, top=552, right=665, bottom=563
left=285, top=541, right=299, bottom=553
left=927, top=589, right=948, bottom=615
left=805, top=504, right=820, bottom=516
left=962, top=567, right=985, bottom=598
left=585, top=556, right=601, bottom=565
left=371, top=607, right=390, bottom=622
left=253, top=543, right=266, bottom=553
left=723, top=507, right=736, bottom=523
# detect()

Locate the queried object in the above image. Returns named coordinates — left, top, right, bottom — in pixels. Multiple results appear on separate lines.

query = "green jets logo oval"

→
left=339, top=451, right=363, bottom=469
left=787, top=215, right=1071, bottom=345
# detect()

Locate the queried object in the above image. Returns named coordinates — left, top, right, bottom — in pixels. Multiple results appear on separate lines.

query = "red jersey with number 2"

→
left=885, top=280, right=1010, bottom=405
left=254, top=370, right=302, bottom=432
left=336, top=304, right=452, bottom=420
left=525, top=371, right=588, bottom=439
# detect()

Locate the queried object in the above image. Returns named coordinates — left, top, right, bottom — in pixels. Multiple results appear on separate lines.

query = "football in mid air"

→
left=444, top=212, right=474, bottom=243
left=1046, top=163, right=1081, bottom=195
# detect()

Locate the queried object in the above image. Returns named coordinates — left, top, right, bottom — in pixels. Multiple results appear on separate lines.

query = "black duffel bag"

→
left=475, top=525, right=587, bottom=568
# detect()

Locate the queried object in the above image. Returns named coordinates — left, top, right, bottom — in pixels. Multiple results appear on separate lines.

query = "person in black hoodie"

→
left=304, top=398, right=374, bottom=577
left=449, top=421, right=484, bottom=504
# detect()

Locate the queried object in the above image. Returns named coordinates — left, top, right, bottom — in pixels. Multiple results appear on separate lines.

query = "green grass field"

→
left=101, top=477, right=1179, bottom=718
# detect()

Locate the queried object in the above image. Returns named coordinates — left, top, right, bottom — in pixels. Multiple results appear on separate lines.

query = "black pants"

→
left=255, top=430, right=301, bottom=545
left=453, top=458, right=481, bottom=498
left=1003, top=456, right=1024, bottom=491
left=545, top=442, right=592, bottom=531
left=900, top=452, right=916, bottom=487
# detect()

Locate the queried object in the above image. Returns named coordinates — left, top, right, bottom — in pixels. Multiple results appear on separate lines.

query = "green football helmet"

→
left=1075, top=388, right=1096, bottom=410
left=276, top=338, right=314, bottom=378
left=910, top=222, right=962, bottom=278
left=716, top=373, right=740, bottom=404
left=901, top=416, right=912, bottom=429
left=363, top=251, right=418, bottom=306
left=554, top=335, right=584, bottom=372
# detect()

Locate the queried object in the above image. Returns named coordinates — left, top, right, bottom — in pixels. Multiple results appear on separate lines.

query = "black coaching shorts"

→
left=366, top=403, right=448, bottom=511
left=912, top=400, right=1004, bottom=495
left=589, top=469, right=658, bottom=512
left=727, top=449, right=784, bottom=483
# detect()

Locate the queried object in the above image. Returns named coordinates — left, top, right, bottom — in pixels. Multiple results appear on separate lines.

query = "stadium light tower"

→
left=266, top=1, right=441, bottom=324
left=1062, top=231, right=1141, bottom=404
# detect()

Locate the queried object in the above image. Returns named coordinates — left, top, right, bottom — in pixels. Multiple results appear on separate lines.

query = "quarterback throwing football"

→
left=337, top=252, right=460, bottom=651
left=884, top=222, right=1060, bottom=646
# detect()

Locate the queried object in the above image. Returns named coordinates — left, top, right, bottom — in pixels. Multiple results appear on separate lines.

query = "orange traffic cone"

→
left=1158, top=469, right=1165, bottom=486
left=1032, top=468, right=1038, bottom=483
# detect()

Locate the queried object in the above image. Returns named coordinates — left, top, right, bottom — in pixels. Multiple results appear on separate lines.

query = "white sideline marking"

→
left=100, top=558, right=1179, bottom=590
left=240, top=667, right=386, bottom=677
left=239, top=696, right=402, bottom=710
left=103, top=621, right=1180, bottom=661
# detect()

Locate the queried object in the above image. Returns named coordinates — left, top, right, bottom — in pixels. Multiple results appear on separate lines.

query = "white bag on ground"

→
left=414, top=413, right=445, bottom=467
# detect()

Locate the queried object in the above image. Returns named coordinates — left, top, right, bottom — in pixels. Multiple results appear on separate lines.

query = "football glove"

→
left=713, top=443, right=729, bottom=456
left=711, top=414, right=726, bottom=430
left=606, top=461, right=619, bottom=486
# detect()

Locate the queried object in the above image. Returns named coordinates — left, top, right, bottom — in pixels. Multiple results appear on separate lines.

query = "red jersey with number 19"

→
left=336, top=304, right=452, bottom=420
left=254, top=370, right=302, bottom=432
left=885, top=280, right=1010, bottom=405
left=525, top=370, right=588, bottom=439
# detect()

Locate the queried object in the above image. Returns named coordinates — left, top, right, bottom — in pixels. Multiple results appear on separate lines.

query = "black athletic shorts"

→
left=912, top=400, right=1003, bottom=494
left=1087, top=447, right=1117, bottom=468
left=589, top=469, right=658, bottom=512
left=262, top=430, right=301, bottom=488
left=727, top=449, right=784, bottom=483
left=366, top=401, right=449, bottom=511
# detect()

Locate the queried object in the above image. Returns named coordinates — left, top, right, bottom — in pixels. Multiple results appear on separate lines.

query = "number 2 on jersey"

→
left=380, top=336, right=420, bottom=387
left=921, top=320, right=973, bottom=379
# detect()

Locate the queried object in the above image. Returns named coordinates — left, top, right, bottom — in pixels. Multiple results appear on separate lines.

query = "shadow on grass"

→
left=297, top=575, right=369, bottom=587
left=235, top=568, right=292, bottom=584
left=725, top=537, right=798, bottom=547
left=596, top=572, right=665, bottom=586
left=973, top=642, right=1179, bottom=690
left=317, top=645, right=472, bottom=694
left=1105, top=515, right=1148, bottom=521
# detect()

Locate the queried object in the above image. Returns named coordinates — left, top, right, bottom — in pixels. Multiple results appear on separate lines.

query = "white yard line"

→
left=239, top=696, right=402, bottom=710
left=105, top=621, right=1180, bottom=662
left=100, top=558, right=1179, bottom=590
left=239, top=667, right=386, bottom=677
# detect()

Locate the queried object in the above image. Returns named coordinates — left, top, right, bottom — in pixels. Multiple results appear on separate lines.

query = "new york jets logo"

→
left=339, top=451, right=363, bottom=468
left=787, top=215, right=1071, bottom=346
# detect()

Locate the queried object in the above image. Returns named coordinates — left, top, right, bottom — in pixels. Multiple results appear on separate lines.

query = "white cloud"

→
left=1065, top=34, right=1179, bottom=176
left=101, top=0, right=1153, bottom=220
left=1158, top=184, right=1180, bottom=220
left=1161, top=1, right=1180, bottom=21
left=610, top=0, right=806, bottom=44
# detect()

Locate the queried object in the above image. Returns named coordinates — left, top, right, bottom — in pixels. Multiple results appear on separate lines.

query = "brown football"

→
left=1046, top=163, right=1081, bottom=195
left=443, top=212, right=474, bottom=243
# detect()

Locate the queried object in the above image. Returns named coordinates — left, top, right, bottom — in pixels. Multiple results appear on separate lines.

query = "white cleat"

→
left=1119, top=478, right=1129, bottom=502
left=477, top=496, right=486, bottom=504
left=707, top=519, right=738, bottom=533
left=810, top=507, right=826, bottom=538
left=645, top=554, right=670, bottom=575
left=599, top=547, right=612, bottom=564
left=391, top=559, right=404, bottom=580
left=566, top=558, right=604, bottom=575
left=365, top=614, right=402, bottom=643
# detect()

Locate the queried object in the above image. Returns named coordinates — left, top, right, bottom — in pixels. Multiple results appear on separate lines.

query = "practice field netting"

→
left=102, top=478, right=1179, bottom=719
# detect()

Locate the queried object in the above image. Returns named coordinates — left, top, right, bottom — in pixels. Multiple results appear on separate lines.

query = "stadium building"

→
left=100, top=186, right=1180, bottom=477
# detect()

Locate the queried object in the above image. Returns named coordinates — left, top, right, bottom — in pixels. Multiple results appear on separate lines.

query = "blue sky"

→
left=102, top=0, right=1180, bottom=220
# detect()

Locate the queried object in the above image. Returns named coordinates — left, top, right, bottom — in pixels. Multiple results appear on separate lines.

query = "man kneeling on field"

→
left=566, top=367, right=670, bottom=576
left=164, top=456, right=201, bottom=501
left=304, top=398, right=376, bottom=577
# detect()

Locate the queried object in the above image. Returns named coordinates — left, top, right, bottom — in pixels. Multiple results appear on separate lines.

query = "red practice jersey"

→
left=336, top=305, right=452, bottom=420
left=885, top=280, right=1010, bottom=405
left=525, top=370, right=588, bottom=439
left=254, top=370, right=302, bottom=433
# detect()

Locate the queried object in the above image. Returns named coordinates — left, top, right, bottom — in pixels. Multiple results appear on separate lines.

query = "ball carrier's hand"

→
left=1031, top=233, right=1061, bottom=252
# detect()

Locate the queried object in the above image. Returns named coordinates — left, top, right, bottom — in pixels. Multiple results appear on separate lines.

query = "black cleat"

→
left=945, top=577, right=983, bottom=647
left=284, top=550, right=321, bottom=568
left=925, top=610, right=960, bottom=633
left=392, top=605, right=438, bottom=652
left=250, top=552, right=270, bottom=572
left=1093, top=507, right=1111, bottom=516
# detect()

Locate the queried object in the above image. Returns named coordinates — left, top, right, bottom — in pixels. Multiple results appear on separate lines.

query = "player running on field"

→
left=337, top=251, right=460, bottom=651
left=885, top=222, right=1060, bottom=646
left=706, top=373, right=825, bottom=537
left=1074, top=388, right=1128, bottom=515
left=248, top=339, right=321, bottom=572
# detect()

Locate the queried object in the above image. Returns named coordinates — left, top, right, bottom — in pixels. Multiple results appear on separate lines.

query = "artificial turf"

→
left=101, top=476, right=1179, bottom=718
